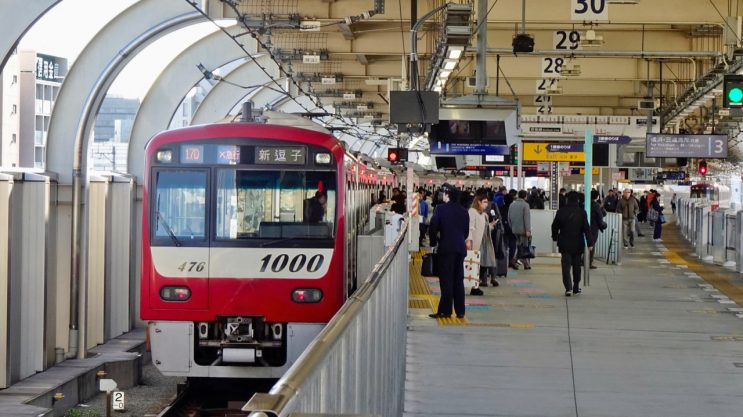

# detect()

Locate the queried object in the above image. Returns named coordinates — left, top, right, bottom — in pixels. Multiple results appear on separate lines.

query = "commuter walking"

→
left=650, top=191, right=664, bottom=241
left=603, top=189, right=618, bottom=213
left=508, top=190, right=533, bottom=269
left=417, top=187, right=430, bottom=247
left=671, top=193, right=677, bottom=214
left=428, top=184, right=469, bottom=319
left=617, top=189, right=639, bottom=249
left=551, top=192, right=593, bottom=296
left=467, top=190, right=498, bottom=291
left=589, top=190, right=606, bottom=269
left=503, top=190, right=519, bottom=270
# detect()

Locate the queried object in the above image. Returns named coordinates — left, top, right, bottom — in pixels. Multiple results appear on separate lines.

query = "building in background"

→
left=170, top=85, right=206, bottom=129
left=94, top=96, right=139, bottom=143
left=1, top=50, right=67, bottom=168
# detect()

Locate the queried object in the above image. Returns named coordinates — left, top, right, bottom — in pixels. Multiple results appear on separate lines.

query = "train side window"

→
left=152, top=170, right=208, bottom=243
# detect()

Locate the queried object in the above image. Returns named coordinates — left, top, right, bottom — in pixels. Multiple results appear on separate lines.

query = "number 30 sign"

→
left=571, top=0, right=608, bottom=21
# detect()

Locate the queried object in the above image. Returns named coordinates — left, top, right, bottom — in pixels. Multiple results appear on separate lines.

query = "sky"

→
left=19, top=0, right=227, bottom=99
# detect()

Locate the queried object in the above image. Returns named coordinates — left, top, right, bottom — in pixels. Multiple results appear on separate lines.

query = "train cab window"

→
left=153, top=170, right=208, bottom=243
left=215, top=169, right=336, bottom=240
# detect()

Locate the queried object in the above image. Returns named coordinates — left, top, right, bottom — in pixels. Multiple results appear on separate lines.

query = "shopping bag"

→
left=463, top=250, right=480, bottom=290
left=647, top=207, right=659, bottom=222
left=421, top=252, right=438, bottom=276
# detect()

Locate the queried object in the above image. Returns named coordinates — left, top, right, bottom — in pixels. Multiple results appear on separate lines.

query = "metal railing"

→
left=677, top=198, right=742, bottom=270
left=595, top=212, right=623, bottom=265
left=243, top=221, right=410, bottom=417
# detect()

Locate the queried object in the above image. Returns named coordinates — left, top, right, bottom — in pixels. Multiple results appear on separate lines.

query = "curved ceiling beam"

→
left=127, top=24, right=252, bottom=182
left=190, top=56, right=281, bottom=125
left=0, top=0, right=59, bottom=71
left=46, top=0, right=200, bottom=183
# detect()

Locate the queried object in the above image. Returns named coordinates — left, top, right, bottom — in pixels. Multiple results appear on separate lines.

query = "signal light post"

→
left=724, top=74, right=743, bottom=109
left=698, top=160, right=708, bottom=176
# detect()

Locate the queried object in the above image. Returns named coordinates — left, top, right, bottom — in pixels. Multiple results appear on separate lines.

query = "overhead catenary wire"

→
left=184, top=0, right=396, bottom=146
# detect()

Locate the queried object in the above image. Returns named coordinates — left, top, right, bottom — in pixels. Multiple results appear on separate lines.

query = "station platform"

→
left=0, top=329, right=146, bottom=417
left=405, top=218, right=743, bottom=417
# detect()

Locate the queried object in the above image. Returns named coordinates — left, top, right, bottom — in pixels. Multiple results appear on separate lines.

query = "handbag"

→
left=421, top=252, right=438, bottom=276
left=647, top=207, right=659, bottom=222
left=517, top=239, right=536, bottom=259
left=658, top=213, right=666, bottom=224
left=463, top=250, right=481, bottom=290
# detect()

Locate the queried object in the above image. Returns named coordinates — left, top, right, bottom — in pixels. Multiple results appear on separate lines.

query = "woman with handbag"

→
left=467, top=191, right=498, bottom=295
left=650, top=191, right=664, bottom=241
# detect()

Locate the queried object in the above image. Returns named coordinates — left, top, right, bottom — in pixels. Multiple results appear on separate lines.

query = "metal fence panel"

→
left=595, top=212, right=622, bottom=264
left=243, top=222, right=410, bottom=417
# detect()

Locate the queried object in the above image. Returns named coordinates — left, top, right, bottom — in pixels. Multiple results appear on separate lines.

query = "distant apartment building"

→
left=94, top=96, right=139, bottom=143
left=1, top=50, right=67, bottom=168
left=170, top=85, right=206, bottom=129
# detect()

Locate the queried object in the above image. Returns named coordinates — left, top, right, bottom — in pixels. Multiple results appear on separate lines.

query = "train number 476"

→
left=177, top=261, right=206, bottom=272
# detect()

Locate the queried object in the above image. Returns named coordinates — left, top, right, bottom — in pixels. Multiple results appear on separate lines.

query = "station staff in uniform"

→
left=428, top=183, right=469, bottom=319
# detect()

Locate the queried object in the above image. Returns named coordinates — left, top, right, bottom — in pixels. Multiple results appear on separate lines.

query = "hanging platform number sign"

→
left=536, top=79, right=557, bottom=94
left=554, top=30, right=582, bottom=50
left=571, top=0, right=609, bottom=21
left=542, top=57, right=564, bottom=78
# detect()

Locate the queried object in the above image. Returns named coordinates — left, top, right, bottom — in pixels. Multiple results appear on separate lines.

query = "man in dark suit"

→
left=551, top=191, right=593, bottom=297
left=428, top=183, right=469, bottom=319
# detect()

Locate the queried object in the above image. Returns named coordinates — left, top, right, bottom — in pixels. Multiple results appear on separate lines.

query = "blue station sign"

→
left=594, top=135, right=631, bottom=144
left=430, top=142, right=511, bottom=155
left=546, top=143, right=584, bottom=153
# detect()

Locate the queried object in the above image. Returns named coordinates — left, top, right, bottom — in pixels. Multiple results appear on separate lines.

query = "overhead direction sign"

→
left=594, top=135, right=631, bottom=144
left=523, top=142, right=585, bottom=162
left=430, top=142, right=510, bottom=155
left=547, top=143, right=583, bottom=152
left=645, top=134, right=728, bottom=158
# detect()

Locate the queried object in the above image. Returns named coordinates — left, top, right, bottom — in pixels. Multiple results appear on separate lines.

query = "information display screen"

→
left=255, top=146, right=307, bottom=165
left=181, top=145, right=204, bottom=164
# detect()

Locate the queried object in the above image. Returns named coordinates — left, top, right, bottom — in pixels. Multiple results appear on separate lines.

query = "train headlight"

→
left=315, top=153, right=332, bottom=165
left=156, top=150, right=173, bottom=163
left=160, top=286, right=191, bottom=301
left=291, top=288, right=323, bottom=303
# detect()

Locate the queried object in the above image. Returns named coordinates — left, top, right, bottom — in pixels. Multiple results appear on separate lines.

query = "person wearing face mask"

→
left=428, top=183, right=469, bottom=319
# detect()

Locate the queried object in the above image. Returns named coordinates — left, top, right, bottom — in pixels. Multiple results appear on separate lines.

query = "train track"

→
left=157, top=378, right=276, bottom=417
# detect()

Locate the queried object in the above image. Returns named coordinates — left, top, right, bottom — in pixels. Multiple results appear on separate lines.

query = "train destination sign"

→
left=656, top=171, right=687, bottom=181
left=429, top=142, right=510, bottom=155
left=255, top=146, right=307, bottom=165
left=646, top=134, right=728, bottom=158
left=594, top=135, right=631, bottom=144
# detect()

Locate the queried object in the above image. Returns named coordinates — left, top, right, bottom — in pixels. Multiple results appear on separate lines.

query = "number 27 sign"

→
left=571, top=0, right=608, bottom=21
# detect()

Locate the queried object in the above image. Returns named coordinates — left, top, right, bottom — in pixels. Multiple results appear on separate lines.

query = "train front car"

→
left=141, top=123, right=345, bottom=378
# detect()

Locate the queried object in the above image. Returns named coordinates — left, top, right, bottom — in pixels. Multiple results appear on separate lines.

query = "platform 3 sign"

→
left=646, top=134, right=728, bottom=158
left=523, top=142, right=585, bottom=162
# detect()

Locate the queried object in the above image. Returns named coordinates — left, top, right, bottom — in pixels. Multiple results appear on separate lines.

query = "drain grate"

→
left=734, top=363, right=743, bottom=368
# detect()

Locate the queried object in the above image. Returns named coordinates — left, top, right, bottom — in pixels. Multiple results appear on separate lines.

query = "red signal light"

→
left=698, top=160, right=708, bottom=176
left=388, top=149, right=399, bottom=162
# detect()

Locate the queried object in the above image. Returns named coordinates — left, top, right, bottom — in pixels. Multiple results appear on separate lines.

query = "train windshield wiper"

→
left=260, top=237, right=307, bottom=247
left=156, top=210, right=182, bottom=247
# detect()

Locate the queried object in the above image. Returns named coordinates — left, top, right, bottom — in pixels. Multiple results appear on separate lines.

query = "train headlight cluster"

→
left=315, top=152, right=332, bottom=164
left=291, top=288, right=323, bottom=303
left=156, top=150, right=173, bottom=163
left=160, top=286, right=191, bottom=301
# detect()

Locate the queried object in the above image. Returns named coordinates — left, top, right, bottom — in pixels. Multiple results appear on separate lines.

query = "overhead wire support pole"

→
left=475, top=0, right=489, bottom=96
left=409, top=3, right=449, bottom=90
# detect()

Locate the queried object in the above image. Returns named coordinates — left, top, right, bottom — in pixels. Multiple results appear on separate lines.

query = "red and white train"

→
left=141, top=120, right=397, bottom=378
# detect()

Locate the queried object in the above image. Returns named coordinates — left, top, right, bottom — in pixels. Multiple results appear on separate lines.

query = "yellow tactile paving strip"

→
left=661, top=222, right=743, bottom=306
left=410, top=250, right=469, bottom=325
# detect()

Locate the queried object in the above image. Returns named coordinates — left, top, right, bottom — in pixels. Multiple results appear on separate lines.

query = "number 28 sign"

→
left=571, top=0, right=608, bottom=21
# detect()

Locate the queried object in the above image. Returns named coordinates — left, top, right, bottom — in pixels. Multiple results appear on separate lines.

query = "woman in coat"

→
left=467, top=190, right=498, bottom=294
left=589, top=190, right=605, bottom=269
left=650, top=191, right=664, bottom=241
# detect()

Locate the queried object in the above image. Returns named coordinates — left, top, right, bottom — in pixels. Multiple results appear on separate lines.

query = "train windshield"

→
left=215, top=169, right=337, bottom=240
left=153, top=170, right=208, bottom=241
